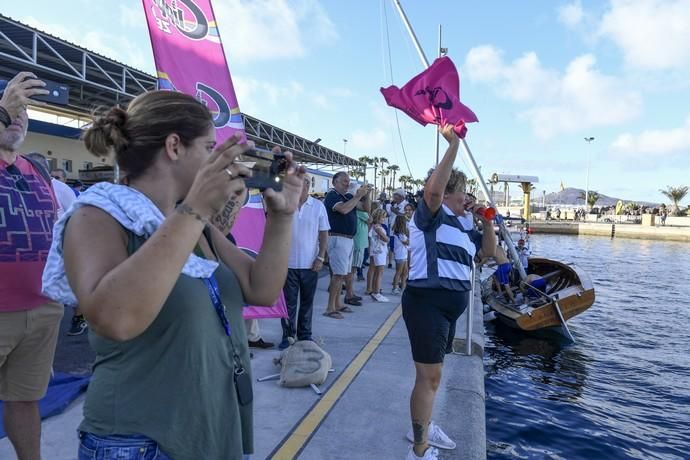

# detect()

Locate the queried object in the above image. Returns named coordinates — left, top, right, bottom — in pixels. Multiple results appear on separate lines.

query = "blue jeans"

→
left=78, top=432, right=172, bottom=460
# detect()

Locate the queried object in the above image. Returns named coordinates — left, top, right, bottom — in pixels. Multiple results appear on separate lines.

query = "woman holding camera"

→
left=42, top=90, right=304, bottom=459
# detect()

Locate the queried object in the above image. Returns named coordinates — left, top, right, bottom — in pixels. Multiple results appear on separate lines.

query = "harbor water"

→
left=485, top=234, right=690, bottom=459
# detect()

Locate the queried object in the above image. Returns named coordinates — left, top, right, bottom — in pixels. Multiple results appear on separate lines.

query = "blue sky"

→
left=4, top=0, right=690, bottom=203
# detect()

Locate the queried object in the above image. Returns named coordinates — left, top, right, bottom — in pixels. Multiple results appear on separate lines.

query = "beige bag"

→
left=275, top=340, right=332, bottom=388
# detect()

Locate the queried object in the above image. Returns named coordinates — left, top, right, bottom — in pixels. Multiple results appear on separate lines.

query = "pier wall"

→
left=529, top=222, right=690, bottom=242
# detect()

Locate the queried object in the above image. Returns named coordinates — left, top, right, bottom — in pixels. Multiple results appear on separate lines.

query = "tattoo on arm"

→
left=412, top=420, right=427, bottom=445
left=175, top=203, right=208, bottom=225
left=210, top=197, right=238, bottom=234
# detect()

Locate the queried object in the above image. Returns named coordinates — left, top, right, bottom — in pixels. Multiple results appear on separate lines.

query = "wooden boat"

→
left=481, top=258, right=595, bottom=333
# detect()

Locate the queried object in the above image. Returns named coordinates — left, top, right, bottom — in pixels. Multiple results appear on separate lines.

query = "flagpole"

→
left=391, top=0, right=527, bottom=280
left=434, top=24, right=442, bottom=166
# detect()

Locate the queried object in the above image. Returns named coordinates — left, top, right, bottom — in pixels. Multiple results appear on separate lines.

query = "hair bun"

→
left=83, top=106, right=130, bottom=157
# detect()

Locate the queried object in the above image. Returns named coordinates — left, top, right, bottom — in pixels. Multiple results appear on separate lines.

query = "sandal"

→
left=323, top=311, right=344, bottom=319
left=338, top=306, right=354, bottom=313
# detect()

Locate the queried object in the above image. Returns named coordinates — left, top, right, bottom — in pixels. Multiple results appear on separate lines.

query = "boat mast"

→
left=391, top=0, right=527, bottom=280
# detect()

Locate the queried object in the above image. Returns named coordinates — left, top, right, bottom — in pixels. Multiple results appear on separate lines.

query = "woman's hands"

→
left=182, top=132, right=253, bottom=221
left=440, top=123, right=459, bottom=146
left=262, top=147, right=306, bottom=217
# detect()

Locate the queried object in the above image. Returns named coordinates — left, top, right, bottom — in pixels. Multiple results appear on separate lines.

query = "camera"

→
left=239, top=147, right=289, bottom=191
left=28, top=77, right=70, bottom=106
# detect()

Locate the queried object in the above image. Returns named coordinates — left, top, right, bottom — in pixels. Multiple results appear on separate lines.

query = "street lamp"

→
left=584, top=137, right=595, bottom=212
left=343, top=138, right=348, bottom=155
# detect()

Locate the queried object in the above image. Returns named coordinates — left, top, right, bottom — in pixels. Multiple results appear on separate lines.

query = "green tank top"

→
left=79, top=230, right=253, bottom=459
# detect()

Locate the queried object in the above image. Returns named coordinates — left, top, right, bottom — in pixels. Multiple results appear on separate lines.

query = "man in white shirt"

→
left=280, top=175, right=330, bottom=349
left=51, top=176, right=77, bottom=217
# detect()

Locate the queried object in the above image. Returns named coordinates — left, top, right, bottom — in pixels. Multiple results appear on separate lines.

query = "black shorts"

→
left=402, top=286, right=470, bottom=364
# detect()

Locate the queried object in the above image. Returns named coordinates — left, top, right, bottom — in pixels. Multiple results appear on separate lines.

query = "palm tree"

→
left=378, top=157, right=389, bottom=192
left=380, top=169, right=390, bottom=193
left=660, top=185, right=688, bottom=215
left=387, top=164, right=400, bottom=190
left=349, top=167, right=366, bottom=182
left=579, top=190, right=600, bottom=210
left=358, top=156, right=373, bottom=183
left=398, top=175, right=412, bottom=191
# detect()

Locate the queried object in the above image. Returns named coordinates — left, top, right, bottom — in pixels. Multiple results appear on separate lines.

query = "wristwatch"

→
left=316, top=256, right=325, bottom=262
left=0, top=107, right=11, bottom=129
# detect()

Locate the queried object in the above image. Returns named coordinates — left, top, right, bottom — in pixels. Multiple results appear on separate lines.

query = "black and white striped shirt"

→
left=407, top=199, right=482, bottom=291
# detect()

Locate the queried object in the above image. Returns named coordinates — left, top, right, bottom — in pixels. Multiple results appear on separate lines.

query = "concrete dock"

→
left=528, top=221, right=690, bottom=242
left=0, top=268, right=486, bottom=460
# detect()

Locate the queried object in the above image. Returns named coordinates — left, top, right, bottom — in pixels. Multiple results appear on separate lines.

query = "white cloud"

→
left=213, top=0, right=338, bottom=63
left=611, top=116, right=690, bottom=156
left=464, top=47, right=642, bottom=138
left=598, top=0, right=690, bottom=70
left=119, top=4, right=144, bottom=29
left=22, top=16, right=152, bottom=71
left=559, top=1, right=584, bottom=28
left=350, top=128, right=388, bottom=151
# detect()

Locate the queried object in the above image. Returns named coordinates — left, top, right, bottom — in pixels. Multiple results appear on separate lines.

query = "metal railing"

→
left=465, top=261, right=475, bottom=356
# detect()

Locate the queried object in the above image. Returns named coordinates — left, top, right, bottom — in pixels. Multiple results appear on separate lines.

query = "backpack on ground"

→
left=273, top=340, right=332, bottom=388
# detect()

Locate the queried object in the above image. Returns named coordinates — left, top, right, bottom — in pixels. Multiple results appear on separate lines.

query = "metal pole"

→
left=461, top=140, right=527, bottom=280
left=465, top=261, right=475, bottom=356
left=435, top=24, right=442, bottom=166
left=584, top=137, right=594, bottom=212
left=392, top=0, right=527, bottom=281
left=392, top=0, right=430, bottom=68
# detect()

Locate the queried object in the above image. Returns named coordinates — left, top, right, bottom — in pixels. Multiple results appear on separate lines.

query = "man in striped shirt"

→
left=403, top=125, right=496, bottom=460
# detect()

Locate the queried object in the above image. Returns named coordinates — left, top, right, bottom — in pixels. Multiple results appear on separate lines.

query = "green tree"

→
left=357, top=156, right=374, bottom=183
left=349, top=167, right=366, bottom=181
left=398, top=175, right=412, bottom=191
left=380, top=168, right=391, bottom=192
left=377, top=157, right=389, bottom=192
left=660, top=185, right=689, bottom=215
left=579, top=190, right=600, bottom=210
left=387, top=164, right=400, bottom=190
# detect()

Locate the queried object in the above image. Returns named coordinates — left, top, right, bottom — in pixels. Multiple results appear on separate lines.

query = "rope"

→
left=382, top=0, right=413, bottom=179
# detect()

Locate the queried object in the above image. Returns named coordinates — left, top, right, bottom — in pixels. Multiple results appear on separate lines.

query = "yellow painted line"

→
left=270, top=305, right=403, bottom=459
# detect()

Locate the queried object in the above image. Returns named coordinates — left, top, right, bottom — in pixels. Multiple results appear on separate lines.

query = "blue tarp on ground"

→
left=0, top=372, right=90, bottom=439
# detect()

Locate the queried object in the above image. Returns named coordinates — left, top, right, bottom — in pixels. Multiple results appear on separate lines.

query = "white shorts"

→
left=328, top=236, right=354, bottom=275
left=371, top=250, right=387, bottom=267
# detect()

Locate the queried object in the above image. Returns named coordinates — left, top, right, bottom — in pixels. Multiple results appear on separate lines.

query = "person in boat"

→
left=517, top=238, right=530, bottom=273
left=478, top=244, right=517, bottom=304
left=523, top=273, right=548, bottom=300
left=403, top=124, right=496, bottom=460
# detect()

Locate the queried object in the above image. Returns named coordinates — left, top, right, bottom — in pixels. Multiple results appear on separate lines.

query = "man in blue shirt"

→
left=323, top=173, right=371, bottom=318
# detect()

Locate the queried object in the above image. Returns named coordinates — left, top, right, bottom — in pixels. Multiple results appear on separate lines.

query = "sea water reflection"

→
left=485, top=234, right=690, bottom=460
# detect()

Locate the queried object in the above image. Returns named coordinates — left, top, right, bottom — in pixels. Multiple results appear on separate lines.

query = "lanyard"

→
left=202, top=275, right=232, bottom=337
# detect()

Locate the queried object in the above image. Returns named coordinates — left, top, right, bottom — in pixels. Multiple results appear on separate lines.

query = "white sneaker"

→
left=405, top=446, right=439, bottom=460
left=406, top=421, right=456, bottom=450
left=372, top=293, right=389, bottom=302
left=392, top=287, right=401, bottom=295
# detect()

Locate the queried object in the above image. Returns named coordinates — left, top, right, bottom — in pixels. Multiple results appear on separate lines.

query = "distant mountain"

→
left=543, top=187, right=659, bottom=207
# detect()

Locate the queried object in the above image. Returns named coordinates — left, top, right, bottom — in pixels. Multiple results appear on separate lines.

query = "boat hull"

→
left=482, top=258, right=595, bottom=332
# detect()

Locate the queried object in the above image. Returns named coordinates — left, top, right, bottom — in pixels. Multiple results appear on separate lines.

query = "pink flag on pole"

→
left=380, top=56, right=478, bottom=137
left=142, top=0, right=287, bottom=319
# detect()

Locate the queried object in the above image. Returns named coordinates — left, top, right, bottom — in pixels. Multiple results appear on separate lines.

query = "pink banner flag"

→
left=142, top=0, right=287, bottom=319
left=380, top=56, right=478, bottom=137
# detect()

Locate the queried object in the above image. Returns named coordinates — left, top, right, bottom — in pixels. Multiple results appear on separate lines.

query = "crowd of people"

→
left=0, top=72, right=497, bottom=460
